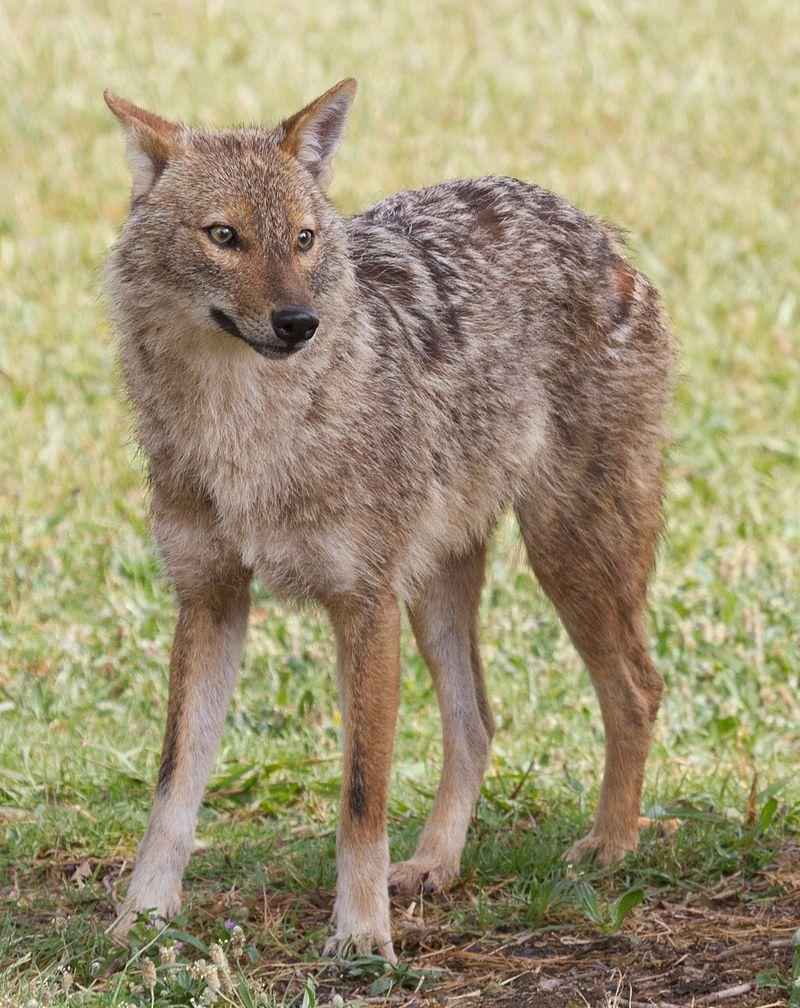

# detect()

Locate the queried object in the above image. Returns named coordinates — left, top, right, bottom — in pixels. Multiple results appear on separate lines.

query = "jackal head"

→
left=105, top=80, right=357, bottom=360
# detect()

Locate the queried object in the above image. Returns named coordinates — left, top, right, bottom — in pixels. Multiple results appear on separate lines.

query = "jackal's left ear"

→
left=104, top=91, right=183, bottom=201
left=278, top=78, right=357, bottom=190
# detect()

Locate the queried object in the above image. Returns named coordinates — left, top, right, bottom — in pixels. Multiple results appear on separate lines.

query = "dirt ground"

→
left=9, top=844, right=799, bottom=1007
left=271, top=846, right=800, bottom=1007
left=381, top=891, right=798, bottom=1006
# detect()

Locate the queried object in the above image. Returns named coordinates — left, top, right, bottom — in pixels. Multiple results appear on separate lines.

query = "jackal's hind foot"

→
left=388, top=857, right=459, bottom=897
left=565, top=813, right=682, bottom=867
left=564, top=806, right=669, bottom=862
left=564, top=815, right=661, bottom=868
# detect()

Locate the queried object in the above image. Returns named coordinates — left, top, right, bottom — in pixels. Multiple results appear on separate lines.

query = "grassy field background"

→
left=1, top=1, right=798, bottom=1005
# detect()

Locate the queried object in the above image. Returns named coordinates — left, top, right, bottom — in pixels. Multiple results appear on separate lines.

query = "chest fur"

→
left=130, top=347, right=367, bottom=595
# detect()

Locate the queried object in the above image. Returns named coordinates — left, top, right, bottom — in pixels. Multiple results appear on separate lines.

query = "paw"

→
left=108, top=875, right=182, bottom=944
left=638, top=815, right=681, bottom=839
left=325, top=892, right=396, bottom=963
left=564, top=829, right=638, bottom=867
left=320, top=923, right=394, bottom=963
left=388, top=857, right=458, bottom=897
left=323, top=930, right=397, bottom=964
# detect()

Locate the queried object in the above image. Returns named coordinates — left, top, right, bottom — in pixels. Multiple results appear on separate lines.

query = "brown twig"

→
left=697, top=982, right=753, bottom=1004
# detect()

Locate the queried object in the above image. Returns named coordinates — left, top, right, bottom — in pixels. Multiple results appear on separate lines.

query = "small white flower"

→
left=209, top=943, right=234, bottom=994
left=189, top=958, right=208, bottom=981
left=230, top=924, right=246, bottom=959
left=142, top=957, right=157, bottom=991
left=159, top=942, right=178, bottom=965
left=205, top=964, right=221, bottom=993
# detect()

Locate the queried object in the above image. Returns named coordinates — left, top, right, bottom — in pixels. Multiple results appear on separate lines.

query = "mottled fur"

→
left=103, top=80, right=674, bottom=959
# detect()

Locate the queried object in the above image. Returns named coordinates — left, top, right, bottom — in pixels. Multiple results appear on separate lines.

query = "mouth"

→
left=210, top=307, right=302, bottom=359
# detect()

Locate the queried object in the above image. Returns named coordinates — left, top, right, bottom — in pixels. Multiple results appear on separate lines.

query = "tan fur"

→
left=104, top=80, right=674, bottom=956
left=108, top=492, right=251, bottom=941
left=390, top=545, right=492, bottom=897
left=325, top=594, right=400, bottom=959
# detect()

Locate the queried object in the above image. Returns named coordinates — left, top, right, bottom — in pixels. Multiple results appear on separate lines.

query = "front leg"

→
left=111, top=505, right=251, bottom=941
left=324, top=593, right=401, bottom=962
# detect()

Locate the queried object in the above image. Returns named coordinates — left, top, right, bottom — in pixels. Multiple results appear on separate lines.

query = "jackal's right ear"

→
left=104, top=92, right=183, bottom=201
left=277, top=78, right=357, bottom=190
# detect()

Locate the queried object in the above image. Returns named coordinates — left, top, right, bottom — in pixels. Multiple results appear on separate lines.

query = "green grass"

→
left=1, top=1, right=798, bottom=1005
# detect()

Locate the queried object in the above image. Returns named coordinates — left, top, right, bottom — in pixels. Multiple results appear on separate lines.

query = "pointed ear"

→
left=104, top=91, right=182, bottom=201
left=278, top=78, right=357, bottom=190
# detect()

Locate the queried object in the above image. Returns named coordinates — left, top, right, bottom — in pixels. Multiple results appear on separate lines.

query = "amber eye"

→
left=297, top=228, right=315, bottom=251
left=207, top=224, right=237, bottom=247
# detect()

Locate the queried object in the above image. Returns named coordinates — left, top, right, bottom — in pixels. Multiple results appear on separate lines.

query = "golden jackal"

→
left=104, top=79, right=673, bottom=961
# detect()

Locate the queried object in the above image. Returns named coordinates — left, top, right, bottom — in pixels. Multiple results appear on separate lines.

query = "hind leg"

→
left=389, top=544, right=493, bottom=896
left=516, top=471, right=664, bottom=865
left=562, top=606, right=662, bottom=865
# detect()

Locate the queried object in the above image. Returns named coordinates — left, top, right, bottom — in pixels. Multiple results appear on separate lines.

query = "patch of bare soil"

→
left=244, top=847, right=799, bottom=1007
left=387, top=891, right=797, bottom=1006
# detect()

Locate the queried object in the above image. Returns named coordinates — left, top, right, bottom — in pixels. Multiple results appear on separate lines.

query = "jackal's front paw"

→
left=388, top=857, right=459, bottom=897
left=323, top=929, right=396, bottom=963
left=108, top=874, right=182, bottom=944
left=323, top=897, right=396, bottom=963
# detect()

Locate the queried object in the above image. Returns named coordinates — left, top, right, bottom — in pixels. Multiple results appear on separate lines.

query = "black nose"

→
left=271, top=307, right=319, bottom=346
